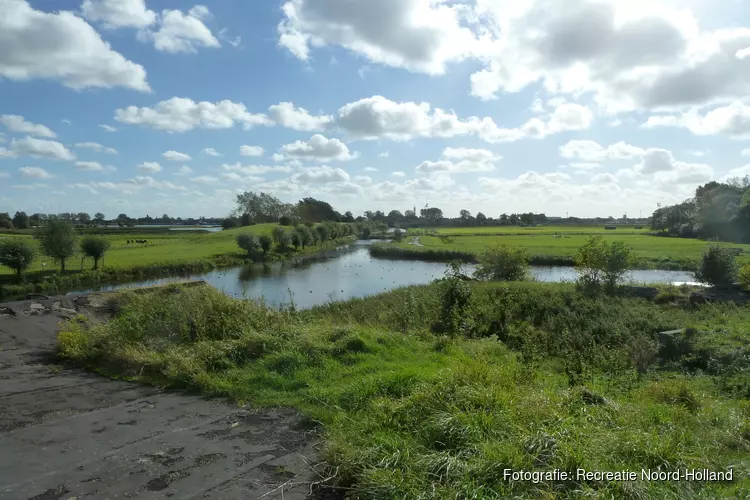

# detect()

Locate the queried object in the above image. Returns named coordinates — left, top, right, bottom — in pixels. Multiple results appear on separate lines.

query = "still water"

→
left=70, top=241, right=699, bottom=309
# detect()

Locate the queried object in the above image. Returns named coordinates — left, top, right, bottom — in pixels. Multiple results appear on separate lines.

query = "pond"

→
left=69, top=241, right=701, bottom=309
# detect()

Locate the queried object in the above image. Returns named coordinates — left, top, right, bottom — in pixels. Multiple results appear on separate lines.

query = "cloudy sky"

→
left=1, top=0, right=750, bottom=219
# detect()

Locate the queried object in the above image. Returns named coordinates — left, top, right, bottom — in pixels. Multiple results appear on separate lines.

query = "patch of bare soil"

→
left=0, top=287, right=329, bottom=499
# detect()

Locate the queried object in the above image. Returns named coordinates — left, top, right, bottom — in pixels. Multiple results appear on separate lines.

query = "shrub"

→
left=361, top=227, right=371, bottom=239
left=236, top=233, right=262, bottom=260
left=575, top=236, right=632, bottom=293
left=474, top=245, right=529, bottom=281
left=279, top=215, right=293, bottom=226
left=0, top=238, right=35, bottom=281
left=272, top=226, right=288, bottom=249
left=80, top=236, right=111, bottom=270
left=296, top=226, right=313, bottom=248
left=290, top=231, right=301, bottom=250
left=239, top=213, right=254, bottom=227
left=221, top=217, right=239, bottom=229
left=434, top=262, right=472, bottom=335
left=259, top=235, right=272, bottom=257
left=315, top=225, right=329, bottom=242
left=695, top=245, right=738, bottom=286
left=393, top=229, right=404, bottom=242
left=35, top=219, right=78, bottom=272
left=740, top=264, right=750, bottom=291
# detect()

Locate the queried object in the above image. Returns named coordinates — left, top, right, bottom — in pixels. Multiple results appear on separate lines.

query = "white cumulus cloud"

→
left=291, top=165, right=350, bottom=184
left=0, top=115, right=56, bottom=138
left=268, top=102, right=333, bottom=131
left=74, top=142, right=118, bottom=154
left=0, top=0, right=149, bottom=91
left=137, top=161, right=162, bottom=173
left=137, top=6, right=220, bottom=54
left=162, top=150, right=192, bottom=161
left=115, top=97, right=271, bottom=132
left=10, top=136, right=76, bottom=161
left=81, top=0, right=157, bottom=29
left=278, top=0, right=487, bottom=75
left=240, top=145, right=265, bottom=157
left=277, top=134, right=357, bottom=162
left=19, top=166, right=54, bottom=179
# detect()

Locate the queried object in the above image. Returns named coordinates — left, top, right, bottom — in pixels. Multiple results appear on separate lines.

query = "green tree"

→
left=297, top=226, right=313, bottom=248
left=36, top=219, right=78, bottom=271
left=474, top=245, right=530, bottom=281
left=272, top=226, right=288, bottom=248
left=259, top=235, right=272, bottom=257
left=420, top=207, right=443, bottom=225
left=387, top=210, right=404, bottom=225
left=235, top=191, right=294, bottom=223
left=476, top=212, right=487, bottom=225
left=236, top=233, right=262, bottom=260
left=80, top=236, right=111, bottom=270
left=0, top=213, right=13, bottom=230
left=94, top=212, right=106, bottom=225
left=0, top=239, right=35, bottom=281
left=315, top=224, right=329, bottom=242
left=297, top=197, right=337, bottom=223
left=290, top=231, right=301, bottom=250
left=695, top=245, right=738, bottom=286
left=12, top=211, right=30, bottom=229
left=29, top=213, right=43, bottom=227
left=222, top=217, right=239, bottom=229
left=575, top=236, right=633, bottom=293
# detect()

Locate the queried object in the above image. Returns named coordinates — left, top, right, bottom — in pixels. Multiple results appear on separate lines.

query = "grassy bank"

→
left=376, top=232, right=750, bottom=270
left=0, top=225, right=354, bottom=298
left=59, top=282, right=750, bottom=498
left=370, top=244, right=577, bottom=266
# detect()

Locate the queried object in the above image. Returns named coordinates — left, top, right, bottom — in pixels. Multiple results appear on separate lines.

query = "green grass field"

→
left=386, top=231, right=750, bottom=270
left=0, top=224, right=278, bottom=276
left=59, top=282, right=750, bottom=498
left=429, top=225, right=651, bottom=236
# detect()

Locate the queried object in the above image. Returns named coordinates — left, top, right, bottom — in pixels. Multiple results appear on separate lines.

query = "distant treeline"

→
left=0, top=211, right=221, bottom=230
left=651, top=177, right=750, bottom=243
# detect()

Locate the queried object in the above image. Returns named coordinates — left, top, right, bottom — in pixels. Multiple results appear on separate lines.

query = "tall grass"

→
left=58, top=282, right=750, bottom=498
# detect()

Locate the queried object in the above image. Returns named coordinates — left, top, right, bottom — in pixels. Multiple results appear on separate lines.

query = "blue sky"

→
left=1, top=0, right=750, bottom=219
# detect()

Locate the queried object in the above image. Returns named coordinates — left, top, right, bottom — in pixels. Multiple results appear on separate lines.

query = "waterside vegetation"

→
left=58, top=276, right=750, bottom=498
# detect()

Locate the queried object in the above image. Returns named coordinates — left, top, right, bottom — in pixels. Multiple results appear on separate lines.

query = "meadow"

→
left=0, top=224, right=351, bottom=298
left=0, top=225, right=275, bottom=276
left=58, top=281, right=750, bottom=499
left=380, top=230, right=750, bottom=270
left=430, top=225, right=652, bottom=236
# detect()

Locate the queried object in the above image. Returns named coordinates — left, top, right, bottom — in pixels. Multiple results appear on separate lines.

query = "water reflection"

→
left=69, top=241, right=699, bottom=309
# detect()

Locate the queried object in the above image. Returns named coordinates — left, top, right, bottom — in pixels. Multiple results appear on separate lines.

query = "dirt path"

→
left=0, top=295, right=327, bottom=500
